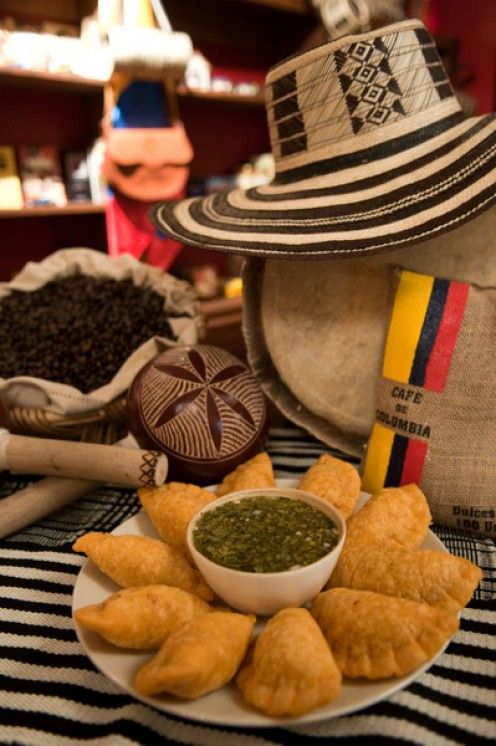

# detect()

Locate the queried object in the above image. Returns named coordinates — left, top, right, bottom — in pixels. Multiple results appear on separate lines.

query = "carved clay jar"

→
left=127, top=344, right=268, bottom=483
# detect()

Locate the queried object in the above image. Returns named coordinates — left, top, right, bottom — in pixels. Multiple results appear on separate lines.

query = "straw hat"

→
left=151, top=19, right=496, bottom=258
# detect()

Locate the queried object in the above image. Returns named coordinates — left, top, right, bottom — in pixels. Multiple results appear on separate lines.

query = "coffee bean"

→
left=0, top=275, right=183, bottom=393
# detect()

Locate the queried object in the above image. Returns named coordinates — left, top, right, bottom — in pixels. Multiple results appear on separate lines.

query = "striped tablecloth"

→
left=0, top=428, right=494, bottom=746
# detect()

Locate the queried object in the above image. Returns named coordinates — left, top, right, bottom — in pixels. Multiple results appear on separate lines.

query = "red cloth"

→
left=105, top=192, right=183, bottom=270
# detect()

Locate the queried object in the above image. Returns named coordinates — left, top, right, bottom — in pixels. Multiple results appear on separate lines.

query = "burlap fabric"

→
left=0, top=248, right=201, bottom=434
left=361, top=269, right=496, bottom=536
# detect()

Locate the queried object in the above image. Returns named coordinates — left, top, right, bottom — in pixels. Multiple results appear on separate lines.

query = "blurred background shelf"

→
left=201, top=296, right=243, bottom=330
left=0, top=65, right=104, bottom=92
left=200, top=295, right=247, bottom=365
left=0, top=67, right=266, bottom=105
left=0, top=202, right=105, bottom=218
left=177, top=85, right=265, bottom=107
left=0, top=0, right=314, bottom=292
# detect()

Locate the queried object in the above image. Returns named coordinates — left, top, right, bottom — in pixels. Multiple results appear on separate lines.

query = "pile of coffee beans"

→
left=0, top=274, right=184, bottom=393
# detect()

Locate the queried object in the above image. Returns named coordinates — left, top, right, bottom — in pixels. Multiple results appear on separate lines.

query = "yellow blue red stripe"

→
left=363, top=270, right=469, bottom=494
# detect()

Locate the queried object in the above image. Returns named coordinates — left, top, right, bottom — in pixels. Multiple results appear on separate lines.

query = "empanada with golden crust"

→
left=138, top=482, right=216, bottom=555
left=74, top=584, right=211, bottom=649
left=236, top=607, right=341, bottom=717
left=133, top=610, right=255, bottom=698
left=328, top=543, right=482, bottom=611
left=216, top=452, right=275, bottom=497
left=311, top=588, right=459, bottom=679
left=298, top=454, right=361, bottom=519
left=72, top=532, right=212, bottom=601
left=345, top=484, right=431, bottom=549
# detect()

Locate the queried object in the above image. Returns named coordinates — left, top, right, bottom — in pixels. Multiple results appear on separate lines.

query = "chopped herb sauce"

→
left=193, top=495, right=339, bottom=573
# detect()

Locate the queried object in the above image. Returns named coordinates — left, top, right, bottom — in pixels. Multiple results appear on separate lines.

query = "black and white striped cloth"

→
left=0, top=428, right=494, bottom=745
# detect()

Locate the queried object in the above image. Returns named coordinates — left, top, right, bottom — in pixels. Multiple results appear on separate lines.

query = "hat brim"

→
left=241, top=205, right=496, bottom=455
left=151, top=113, right=496, bottom=258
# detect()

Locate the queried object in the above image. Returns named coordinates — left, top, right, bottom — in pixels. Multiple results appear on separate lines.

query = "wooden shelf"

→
left=0, top=67, right=265, bottom=106
left=178, top=85, right=264, bottom=107
left=0, top=66, right=104, bottom=93
left=200, top=295, right=245, bottom=361
left=0, top=203, right=106, bottom=218
left=201, top=295, right=243, bottom=329
left=240, top=0, right=309, bottom=14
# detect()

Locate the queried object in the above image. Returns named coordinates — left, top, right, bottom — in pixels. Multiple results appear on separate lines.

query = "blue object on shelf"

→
left=111, top=80, right=171, bottom=128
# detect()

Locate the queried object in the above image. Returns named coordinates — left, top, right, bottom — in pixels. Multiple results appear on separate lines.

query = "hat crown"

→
left=266, top=20, right=461, bottom=176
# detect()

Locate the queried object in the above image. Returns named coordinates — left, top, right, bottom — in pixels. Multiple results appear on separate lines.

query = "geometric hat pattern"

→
left=269, top=26, right=451, bottom=158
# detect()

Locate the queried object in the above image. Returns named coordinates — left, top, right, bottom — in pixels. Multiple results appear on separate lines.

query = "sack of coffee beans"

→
left=361, top=268, right=496, bottom=537
left=0, top=248, right=201, bottom=420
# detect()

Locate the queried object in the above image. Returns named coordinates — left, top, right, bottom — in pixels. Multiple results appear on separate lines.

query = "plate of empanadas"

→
left=72, top=453, right=482, bottom=726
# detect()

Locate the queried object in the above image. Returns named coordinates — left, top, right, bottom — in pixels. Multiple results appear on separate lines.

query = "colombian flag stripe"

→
left=365, top=432, right=430, bottom=494
left=382, top=271, right=434, bottom=383
left=361, top=422, right=395, bottom=494
left=410, top=278, right=449, bottom=386
left=424, top=280, right=469, bottom=392
left=364, top=270, right=469, bottom=495
left=384, top=433, right=409, bottom=486
left=400, top=437, right=429, bottom=485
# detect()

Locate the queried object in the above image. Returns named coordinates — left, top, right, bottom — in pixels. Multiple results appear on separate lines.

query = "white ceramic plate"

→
left=72, top=479, right=451, bottom=728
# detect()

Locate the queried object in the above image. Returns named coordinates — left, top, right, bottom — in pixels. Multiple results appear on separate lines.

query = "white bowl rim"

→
left=186, top=486, right=347, bottom=579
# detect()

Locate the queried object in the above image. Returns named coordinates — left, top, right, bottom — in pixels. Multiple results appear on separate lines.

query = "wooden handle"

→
left=0, top=431, right=168, bottom=487
left=0, top=476, right=102, bottom=540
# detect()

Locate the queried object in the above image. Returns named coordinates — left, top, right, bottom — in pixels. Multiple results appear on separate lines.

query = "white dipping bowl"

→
left=186, top=487, right=346, bottom=616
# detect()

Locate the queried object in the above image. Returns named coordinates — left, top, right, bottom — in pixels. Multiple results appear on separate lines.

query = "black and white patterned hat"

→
left=151, top=20, right=496, bottom=258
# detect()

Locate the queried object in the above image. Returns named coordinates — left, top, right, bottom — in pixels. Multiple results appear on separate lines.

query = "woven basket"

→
left=7, top=395, right=128, bottom=444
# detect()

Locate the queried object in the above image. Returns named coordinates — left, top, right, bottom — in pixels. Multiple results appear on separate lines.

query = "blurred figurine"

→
left=99, top=0, right=194, bottom=270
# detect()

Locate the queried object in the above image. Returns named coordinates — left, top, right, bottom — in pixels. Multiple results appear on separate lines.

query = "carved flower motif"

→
left=153, top=348, right=257, bottom=451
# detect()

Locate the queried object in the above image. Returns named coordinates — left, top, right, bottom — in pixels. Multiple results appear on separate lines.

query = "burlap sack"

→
left=361, top=268, right=496, bottom=537
left=0, top=248, right=201, bottom=421
left=242, top=205, right=496, bottom=459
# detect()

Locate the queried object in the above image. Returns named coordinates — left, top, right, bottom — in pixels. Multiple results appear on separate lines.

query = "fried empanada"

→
left=138, top=482, right=216, bottom=555
left=74, top=584, right=211, bottom=649
left=236, top=607, right=341, bottom=717
left=298, top=454, right=361, bottom=519
left=72, top=532, right=212, bottom=601
left=328, top=544, right=482, bottom=611
left=345, top=484, right=432, bottom=549
left=311, top=588, right=459, bottom=679
left=216, top=452, right=275, bottom=497
left=133, top=610, right=255, bottom=698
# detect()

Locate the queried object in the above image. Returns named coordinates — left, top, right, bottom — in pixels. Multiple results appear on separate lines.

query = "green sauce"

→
left=193, top=495, right=339, bottom=573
